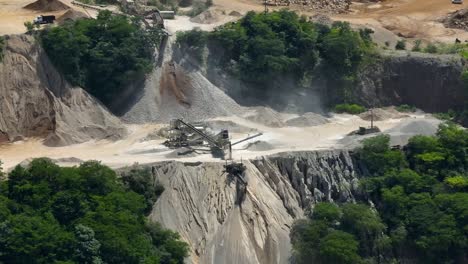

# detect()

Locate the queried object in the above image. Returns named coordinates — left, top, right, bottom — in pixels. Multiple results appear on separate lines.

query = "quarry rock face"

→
left=0, top=35, right=126, bottom=146
left=354, top=51, right=466, bottom=113
left=148, top=150, right=361, bottom=264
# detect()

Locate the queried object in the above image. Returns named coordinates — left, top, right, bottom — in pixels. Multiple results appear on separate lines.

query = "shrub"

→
left=396, top=104, right=416, bottom=113
left=176, top=29, right=208, bottom=62
left=334, top=103, right=366, bottom=114
left=424, top=43, right=438, bottom=53
left=412, top=39, right=422, bottom=52
left=395, top=40, right=406, bottom=50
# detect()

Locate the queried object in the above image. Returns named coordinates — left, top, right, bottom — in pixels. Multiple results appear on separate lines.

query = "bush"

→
left=412, top=39, right=422, bottom=52
left=424, top=43, right=438, bottom=53
left=395, top=40, right=406, bottom=50
left=176, top=29, right=208, bottom=62
left=396, top=104, right=416, bottom=113
left=333, top=103, right=366, bottom=114
left=40, top=11, right=162, bottom=107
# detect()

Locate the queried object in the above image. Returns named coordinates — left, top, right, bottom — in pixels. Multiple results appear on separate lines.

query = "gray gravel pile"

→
left=286, top=112, right=328, bottom=127
left=339, top=118, right=441, bottom=149
left=245, top=140, right=275, bottom=151
left=122, top=38, right=244, bottom=123
left=243, top=107, right=285, bottom=127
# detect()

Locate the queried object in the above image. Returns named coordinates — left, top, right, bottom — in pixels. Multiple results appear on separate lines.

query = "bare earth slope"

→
left=149, top=150, right=361, bottom=264
left=0, top=35, right=126, bottom=146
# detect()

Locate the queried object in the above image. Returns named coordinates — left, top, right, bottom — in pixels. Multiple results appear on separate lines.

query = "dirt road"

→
left=213, top=0, right=468, bottom=43
left=0, top=113, right=438, bottom=171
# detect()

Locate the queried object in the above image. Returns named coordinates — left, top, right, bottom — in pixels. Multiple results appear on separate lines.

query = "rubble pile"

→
left=286, top=0, right=351, bottom=13
left=442, top=8, right=468, bottom=31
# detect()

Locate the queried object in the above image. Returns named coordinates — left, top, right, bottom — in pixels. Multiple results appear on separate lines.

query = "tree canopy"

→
left=292, top=123, right=468, bottom=263
left=40, top=11, right=162, bottom=107
left=0, top=158, right=188, bottom=263
left=176, top=10, right=374, bottom=98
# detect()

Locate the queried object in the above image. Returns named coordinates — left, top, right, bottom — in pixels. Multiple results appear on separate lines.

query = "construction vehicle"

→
left=163, top=119, right=263, bottom=159
left=33, top=15, right=56, bottom=25
left=350, top=108, right=381, bottom=135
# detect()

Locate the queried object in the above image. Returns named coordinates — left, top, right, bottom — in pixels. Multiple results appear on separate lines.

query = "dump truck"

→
left=33, top=15, right=56, bottom=25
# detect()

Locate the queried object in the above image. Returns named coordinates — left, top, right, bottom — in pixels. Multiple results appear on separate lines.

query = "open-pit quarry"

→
left=0, top=1, right=465, bottom=263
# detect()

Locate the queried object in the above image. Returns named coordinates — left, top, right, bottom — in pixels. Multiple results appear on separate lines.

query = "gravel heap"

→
left=57, top=10, right=89, bottom=25
left=24, top=0, right=70, bottom=11
left=442, top=8, right=468, bottom=31
left=190, top=10, right=221, bottom=24
left=359, top=108, right=408, bottom=121
left=289, top=0, right=350, bottom=13
left=285, top=112, right=328, bottom=127
left=122, top=39, right=244, bottom=123
left=242, top=107, right=285, bottom=128
left=245, top=140, right=275, bottom=151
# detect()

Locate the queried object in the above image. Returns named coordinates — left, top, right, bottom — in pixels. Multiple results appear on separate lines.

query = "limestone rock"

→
left=146, top=150, right=361, bottom=264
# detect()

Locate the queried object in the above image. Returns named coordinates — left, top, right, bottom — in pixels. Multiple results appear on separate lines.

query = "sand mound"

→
left=359, top=107, right=408, bottom=121
left=286, top=112, right=328, bottom=127
left=245, top=140, right=275, bottom=151
left=243, top=107, right=285, bottom=128
left=57, top=9, right=89, bottom=24
left=229, top=11, right=242, bottom=17
left=190, top=10, right=221, bottom=24
left=24, top=0, right=70, bottom=12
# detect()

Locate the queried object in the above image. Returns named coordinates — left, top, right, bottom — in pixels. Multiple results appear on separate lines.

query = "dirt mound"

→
left=228, top=10, right=242, bottom=17
left=285, top=112, right=328, bottom=127
left=245, top=140, right=275, bottom=151
left=243, top=107, right=285, bottom=128
left=122, top=39, right=244, bottom=123
left=57, top=9, right=89, bottom=24
left=359, top=108, right=408, bottom=121
left=443, top=8, right=468, bottom=31
left=190, top=10, right=221, bottom=24
left=24, top=0, right=70, bottom=12
left=0, top=35, right=126, bottom=146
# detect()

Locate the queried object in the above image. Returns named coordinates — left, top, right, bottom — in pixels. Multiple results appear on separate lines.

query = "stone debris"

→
left=442, top=8, right=468, bottom=31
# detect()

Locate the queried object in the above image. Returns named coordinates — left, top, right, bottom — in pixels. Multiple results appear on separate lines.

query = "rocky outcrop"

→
left=148, top=150, right=361, bottom=264
left=0, top=35, right=126, bottom=146
left=354, top=51, right=466, bottom=112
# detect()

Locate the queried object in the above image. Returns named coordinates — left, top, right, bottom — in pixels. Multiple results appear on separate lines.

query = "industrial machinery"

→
left=163, top=119, right=263, bottom=160
left=351, top=108, right=381, bottom=135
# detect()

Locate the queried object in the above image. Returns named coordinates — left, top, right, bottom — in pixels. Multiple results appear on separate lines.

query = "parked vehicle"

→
left=33, top=15, right=56, bottom=25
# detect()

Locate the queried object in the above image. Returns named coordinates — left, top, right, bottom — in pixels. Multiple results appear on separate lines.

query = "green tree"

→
left=318, top=230, right=362, bottom=264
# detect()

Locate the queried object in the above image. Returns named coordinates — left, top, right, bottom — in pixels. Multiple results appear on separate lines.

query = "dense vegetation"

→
left=334, top=103, right=366, bottom=114
left=291, top=123, right=468, bottom=263
left=41, top=11, right=162, bottom=106
left=176, top=10, right=375, bottom=99
left=0, top=159, right=188, bottom=263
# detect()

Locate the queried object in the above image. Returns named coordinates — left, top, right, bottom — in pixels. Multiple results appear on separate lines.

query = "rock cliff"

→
left=354, top=51, right=466, bottom=112
left=147, top=150, right=362, bottom=264
left=0, top=35, right=126, bottom=146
